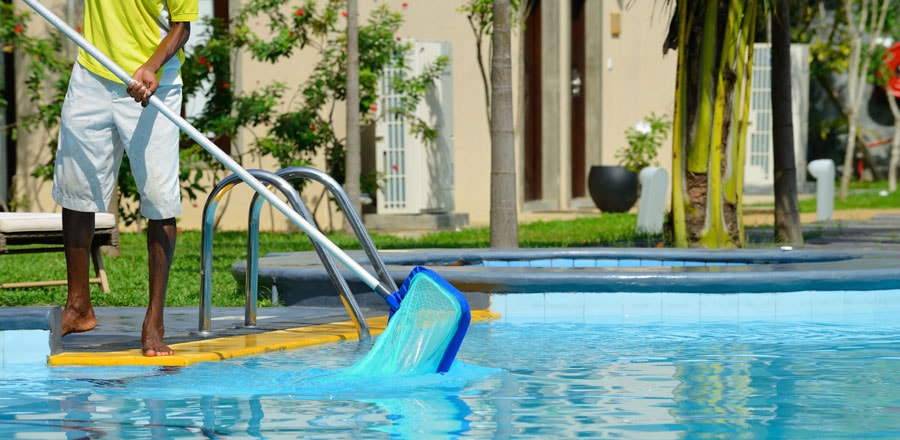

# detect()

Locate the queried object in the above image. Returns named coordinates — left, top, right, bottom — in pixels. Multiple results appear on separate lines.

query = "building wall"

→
left=9, top=0, right=676, bottom=231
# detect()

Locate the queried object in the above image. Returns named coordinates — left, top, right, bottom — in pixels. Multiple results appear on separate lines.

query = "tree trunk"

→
left=344, top=0, right=361, bottom=232
left=668, top=0, right=757, bottom=248
left=489, top=0, right=518, bottom=248
left=839, top=0, right=891, bottom=200
left=770, top=0, right=803, bottom=245
left=887, top=90, right=900, bottom=192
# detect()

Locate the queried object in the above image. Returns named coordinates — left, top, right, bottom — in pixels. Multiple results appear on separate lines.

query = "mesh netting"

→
left=344, top=270, right=465, bottom=376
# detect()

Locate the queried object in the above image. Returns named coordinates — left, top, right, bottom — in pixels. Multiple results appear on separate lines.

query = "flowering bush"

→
left=181, top=0, right=448, bottom=189
left=10, top=0, right=445, bottom=224
left=616, top=112, right=672, bottom=174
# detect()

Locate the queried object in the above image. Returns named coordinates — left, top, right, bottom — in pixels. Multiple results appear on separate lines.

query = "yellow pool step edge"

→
left=48, top=310, right=499, bottom=367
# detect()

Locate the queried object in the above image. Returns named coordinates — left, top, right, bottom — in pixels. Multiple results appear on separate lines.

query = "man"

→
left=54, top=1, right=198, bottom=356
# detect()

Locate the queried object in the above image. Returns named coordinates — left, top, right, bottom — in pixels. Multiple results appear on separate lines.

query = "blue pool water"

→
left=2, top=318, right=900, bottom=438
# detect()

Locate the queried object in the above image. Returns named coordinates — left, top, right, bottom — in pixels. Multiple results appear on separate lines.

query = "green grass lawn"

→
left=0, top=213, right=648, bottom=308
left=2, top=180, right=896, bottom=308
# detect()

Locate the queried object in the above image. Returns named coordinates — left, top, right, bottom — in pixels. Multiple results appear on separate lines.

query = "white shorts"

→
left=52, top=62, right=183, bottom=220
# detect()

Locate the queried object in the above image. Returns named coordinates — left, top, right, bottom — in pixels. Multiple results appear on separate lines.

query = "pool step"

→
left=0, top=307, right=61, bottom=366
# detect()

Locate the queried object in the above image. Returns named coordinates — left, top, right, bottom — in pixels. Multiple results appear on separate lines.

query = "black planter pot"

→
left=587, top=165, right=638, bottom=213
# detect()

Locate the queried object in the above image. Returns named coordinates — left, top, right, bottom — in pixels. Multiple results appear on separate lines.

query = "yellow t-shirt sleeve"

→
left=78, top=0, right=199, bottom=84
left=169, top=0, right=199, bottom=23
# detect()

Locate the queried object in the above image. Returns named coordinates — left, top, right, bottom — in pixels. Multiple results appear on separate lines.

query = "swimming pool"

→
left=3, top=312, right=900, bottom=438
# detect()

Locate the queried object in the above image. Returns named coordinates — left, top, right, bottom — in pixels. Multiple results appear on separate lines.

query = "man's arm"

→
left=127, top=21, right=191, bottom=106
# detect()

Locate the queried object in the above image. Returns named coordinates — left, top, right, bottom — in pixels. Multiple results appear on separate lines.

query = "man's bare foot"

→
left=61, top=306, right=97, bottom=336
left=142, top=321, right=173, bottom=357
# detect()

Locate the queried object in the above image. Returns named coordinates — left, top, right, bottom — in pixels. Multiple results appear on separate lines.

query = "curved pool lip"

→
left=231, top=247, right=900, bottom=307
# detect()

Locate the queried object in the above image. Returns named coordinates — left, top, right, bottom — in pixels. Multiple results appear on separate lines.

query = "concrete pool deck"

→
left=4, top=212, right=900, bottom=367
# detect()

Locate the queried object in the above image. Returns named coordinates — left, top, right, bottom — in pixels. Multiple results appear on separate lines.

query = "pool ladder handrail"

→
left=200, top=169, right=365, bottom=337
left=198, top=167, right=398, bottom=342
left=258, top=166, right=398, bottom=293
left=245, top=167, right=400, bottom=335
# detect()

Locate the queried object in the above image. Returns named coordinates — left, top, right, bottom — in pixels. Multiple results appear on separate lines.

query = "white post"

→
left=636, top=167, right=668, bottom=234
left=807, top=159, right=835, bottom=221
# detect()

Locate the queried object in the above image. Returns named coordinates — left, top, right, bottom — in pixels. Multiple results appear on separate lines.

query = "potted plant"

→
left=588, top=112, right=672, bottom=212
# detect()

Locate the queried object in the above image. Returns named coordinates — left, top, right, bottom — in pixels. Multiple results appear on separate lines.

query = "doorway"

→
left=523, top=0, right=542, bottom=201
left=524, top=0, right=587, bottom=203
left=570, top=0, right=586, bottom=198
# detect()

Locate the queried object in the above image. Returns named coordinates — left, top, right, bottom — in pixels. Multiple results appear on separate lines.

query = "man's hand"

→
left=127, top=66, right=158, bottom=107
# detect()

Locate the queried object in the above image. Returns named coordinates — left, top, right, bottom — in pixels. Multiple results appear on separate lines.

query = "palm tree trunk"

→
left=771, top=0, right=803, bottom=244
left=344, top=0, right=361, bottom=232
left=489, top=0, right=518, bottom=248
left=669, top=0, right=758, bottom=248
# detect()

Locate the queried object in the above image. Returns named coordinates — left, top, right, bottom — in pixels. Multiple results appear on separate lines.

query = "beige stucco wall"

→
left=9, top=0, right=676, bottom=232
left=599, top=1, right=676, bottom=169
left=10, top=0, right=69, bottom=215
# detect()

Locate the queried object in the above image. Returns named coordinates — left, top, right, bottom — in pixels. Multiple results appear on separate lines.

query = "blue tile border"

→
left=233, top=247, right=900, bottom=307
left=0, top=307, right=61, bottom=366
left=489, top=290, right=900, bottom=324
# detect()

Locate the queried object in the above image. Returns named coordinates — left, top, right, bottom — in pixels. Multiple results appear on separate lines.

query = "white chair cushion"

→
left=0, top=212, right=116, bottom=233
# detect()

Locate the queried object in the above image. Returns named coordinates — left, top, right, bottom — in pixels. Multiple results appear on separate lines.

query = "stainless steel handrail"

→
left=243, top=166, right=401, bottom=340
left=246, top=170, right=370, bottom=341
left=198, top=169, right=368, bottom=340
left=270, top=166, right=397, bottom=291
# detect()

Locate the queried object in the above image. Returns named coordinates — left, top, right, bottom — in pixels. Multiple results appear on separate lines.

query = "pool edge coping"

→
left=47, top=310, right=499, bottom=367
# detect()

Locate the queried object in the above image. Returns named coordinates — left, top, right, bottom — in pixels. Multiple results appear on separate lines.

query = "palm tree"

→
left=771, top=0, right=803, bottom=245
left=489, top=0, right=518, bottom=248
left=664, top=0, right=761, bottom=248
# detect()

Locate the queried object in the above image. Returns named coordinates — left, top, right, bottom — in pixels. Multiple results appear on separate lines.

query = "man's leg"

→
left=143, top=217, right=177, bottom=357
left=61, top=208, right=97, bottom=336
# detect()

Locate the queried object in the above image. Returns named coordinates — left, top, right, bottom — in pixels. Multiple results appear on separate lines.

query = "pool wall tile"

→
left=584, top=293, right=625, bottom=323
left=573, top=259, right=595, bottom=268
left=543, top=292, right=586, bottom=322
left=595, top=260, right=619, bottom=268
left=622, top=293, right=663, bottom=322
left=738, top=293, right=777, bottom=320
left=490, top=294, right=508, bottom=317
left=775, top=291, right=813, bottom=321
left=491, top=289, right=900, bottom=324
left=1, top=330, right=50, bottom=365
left=618, top=259, right=642, bottom=268
left=503, top=293, right=546, bottom=320
left=508, top=260, right=530, bottom=267
left=641, top=260, right=663, bottom=267
left=529, top=259, right=554, bottom=268
left=700, top=294, right=740, bottom=321
left=661, top=293, right=700, bottom=322
left=874, top=290, right=900, bottom=322
left=550, top=259, right=574, bottom=268
left=810, top=291, right=847, bottom=319
left=841, top=290, right=879, bottom=322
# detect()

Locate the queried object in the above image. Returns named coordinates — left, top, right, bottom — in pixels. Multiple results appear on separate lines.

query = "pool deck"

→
left=4, top=212, right=900, bottom=367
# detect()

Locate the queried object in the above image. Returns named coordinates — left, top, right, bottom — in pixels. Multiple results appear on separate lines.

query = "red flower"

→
left=14, top=24, right=23, bottom=34
left=295, top=8, right=304, bottom=16
left=221, top=81, right=229, bottom=89
left=402, top=2, right=409, bottom=8
left=341, top=10, right=348, bottom=17
left=76, top=25, right=82, bottom=34
left=288, top=31, right=294, bottom=38
left=369, top=103, right=378, bottom=112
left=391, top=164, right=399, bottom=171
left=395, top=36, right=401, bottom=42
left=198, top=56, right=207, bottom=64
